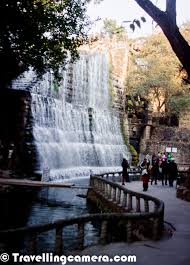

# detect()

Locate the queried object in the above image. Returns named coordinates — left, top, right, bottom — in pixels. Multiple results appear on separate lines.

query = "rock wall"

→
left=109, top=37, right=129, bottom=112
left=0, top=89, right=39, bottom=178
left=140, top=125, right=190, bottom=167
left=179, top=111, right=190, bottom=129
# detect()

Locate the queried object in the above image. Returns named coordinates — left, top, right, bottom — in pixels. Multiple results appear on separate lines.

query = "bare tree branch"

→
left=134, top=0, right=190, bottom=82
left=134, top=0, right=166, bottom=26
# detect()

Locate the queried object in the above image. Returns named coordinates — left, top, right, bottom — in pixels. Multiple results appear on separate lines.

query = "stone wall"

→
left=179, top=111, right=190, bottom=129
left=140, top=125, right=190, bottom=167
left=0, top=89, right=39, bottom=178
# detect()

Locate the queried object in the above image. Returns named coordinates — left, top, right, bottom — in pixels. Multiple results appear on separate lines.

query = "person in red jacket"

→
left=141, top=169, right=150, bottom=191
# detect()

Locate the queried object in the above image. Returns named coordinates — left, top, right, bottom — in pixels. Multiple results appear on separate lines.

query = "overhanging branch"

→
left=134, top=0, right=166, bottom=26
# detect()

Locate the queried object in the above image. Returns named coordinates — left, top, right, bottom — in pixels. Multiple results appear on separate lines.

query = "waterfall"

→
left=12, top=51, right=130, bottom=180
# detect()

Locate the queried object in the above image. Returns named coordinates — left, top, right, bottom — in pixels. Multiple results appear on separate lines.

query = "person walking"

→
left=121, top=158, right=130, bottom=185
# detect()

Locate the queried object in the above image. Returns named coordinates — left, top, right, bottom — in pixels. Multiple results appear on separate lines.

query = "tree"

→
left=126, top=31, right=190, bottom=114
left=0, top=0, right=90, bottom=88
left=103, top=18, right=125, bottom=38
left=133, top=0, right=190, bottom=83
left=96, top=0, right=190, bottom=82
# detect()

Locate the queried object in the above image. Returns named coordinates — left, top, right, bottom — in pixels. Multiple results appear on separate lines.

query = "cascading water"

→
left=13, top=51, right=130, bottom=180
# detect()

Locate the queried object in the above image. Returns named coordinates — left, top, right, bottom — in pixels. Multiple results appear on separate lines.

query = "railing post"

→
left=128, top=194, right=132, bottom=211
left=105, top=184, right=109, bottom=198
left=108, top=184, right=111, bottom=199
left=154, top=203, right=159, bottom=212
left=90, top=177, right=94, bottom=187
left=30, top=234, right=37, bottom=254
left=113, top=187, right=116, bottom=202
left=96, top=179, right=99, bottom=189
left=110, top=186, right=113, bottom=200
left=93, top=178, right=96, bottom=189
left=101, top=180, right=104, bottom=193
left=55, top=226, right=63, bottom=255
left=122, top=192, right=127, bottom=208
left=116, top=188, right=121, bottom=204
left=112, top=173, right=115, bottom=182
left=136, top=197, right=141, bottom=212
left=152, top=218, right=159, bottom=240
left=127, top=220, right=132, bottom=243
left=99, top=220, right=108, bottom=244
left=144, top=200, right=149, bottom=212
left=96, top=179, right=100, bottom=191
left=77, top=223, right=85, bottom=250
left=101, top=181, right=104, bottom=194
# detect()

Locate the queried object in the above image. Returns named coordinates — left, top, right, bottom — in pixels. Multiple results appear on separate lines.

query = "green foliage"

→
left=0, top=0, right=90, bottom=87
left=103, top=18, right=126, bottom=39
left=129, top=144, right=139, bottom=166
left=168, top=94, right=190, bottom=114
left=120, top=117, right=139, bottom=166
left=120, top=118, right=128, bottom=147
left=108, top=60, right=117, bottom=107
left=126, top=30, right=190, bottom=114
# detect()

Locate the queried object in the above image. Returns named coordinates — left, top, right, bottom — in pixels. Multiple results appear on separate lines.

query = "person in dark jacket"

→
left=121, top=158, right=130, bottom=185
left=168, top=158, right=178, bottom=187
left=140, top=158, right=150, bottom=170
left=161, top=159, right=169, bottom=185
left=151, top=158, right=159, bottom=185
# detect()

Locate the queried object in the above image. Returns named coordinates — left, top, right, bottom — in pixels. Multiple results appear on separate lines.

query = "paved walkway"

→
left=80, top=181, right=190, bottom=265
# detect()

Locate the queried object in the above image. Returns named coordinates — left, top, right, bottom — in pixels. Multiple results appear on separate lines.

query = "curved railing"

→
left=0, top=172, right=164, bottom=255
left=92, top=168, right=141, bottom=181
left=90, top=175, right=164, bottom=214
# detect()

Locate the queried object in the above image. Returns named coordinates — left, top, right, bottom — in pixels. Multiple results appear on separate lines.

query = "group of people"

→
left=121, top=153, right=178, bottom=192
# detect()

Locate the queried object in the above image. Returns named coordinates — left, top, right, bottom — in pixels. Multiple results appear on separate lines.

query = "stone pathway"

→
left=79, top=181, right=190, bottom=265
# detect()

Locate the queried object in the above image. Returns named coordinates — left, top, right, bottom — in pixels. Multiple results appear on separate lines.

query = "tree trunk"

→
left=134, top=0, right=190, bottom=82
left=166, top=0, right=176, bottom=26
left=161, top=24, right=190, bottom=82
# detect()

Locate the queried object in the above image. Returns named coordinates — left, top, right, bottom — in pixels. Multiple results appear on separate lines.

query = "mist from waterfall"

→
left=13, top=51, right=130, bottom=180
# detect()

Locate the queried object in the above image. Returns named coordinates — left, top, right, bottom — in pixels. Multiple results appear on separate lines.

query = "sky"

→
left=87, top=0, right=190, bottom=38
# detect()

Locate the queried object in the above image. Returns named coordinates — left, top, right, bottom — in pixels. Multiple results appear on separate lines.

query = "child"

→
left=141, top=169, right=150, bottom=191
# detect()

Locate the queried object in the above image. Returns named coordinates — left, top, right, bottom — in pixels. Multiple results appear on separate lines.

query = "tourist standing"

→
left=140, top=158, right=150, bottom=170
left=151, top=153, right=157, bottom=166
left=141, top=169, right=150, bottom=191
left=161, top=158, right=169, bottom=185
left=151, top=158, right=159, bottom=185
left=168, top=158, right=178, bottom=187
left=121, top=158, right=130, bottom=185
